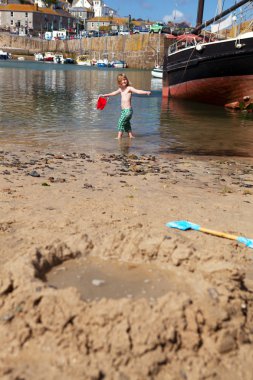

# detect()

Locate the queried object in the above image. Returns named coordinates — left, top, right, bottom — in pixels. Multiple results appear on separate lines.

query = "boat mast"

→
left=196, top=0, right=205, bottom=26
left=217, top=0, right=223, bottom=14
left=193, top=0, right=252, bottom=33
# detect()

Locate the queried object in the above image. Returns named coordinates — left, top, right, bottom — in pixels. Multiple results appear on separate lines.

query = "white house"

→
left=34, top=0, right=47, bottom=8
left=71, top=0, right=117, bottom=18
left=69, top=0, right=117, bottom=29
left=71, top=0, right=93, bottom=11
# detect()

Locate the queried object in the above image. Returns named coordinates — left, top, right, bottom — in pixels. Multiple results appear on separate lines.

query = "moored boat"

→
left=111, top=60, right=127, bottom=68
left=64, top=57, right=76, bottom=64
left=163, top=0, right=253, bottom=106
left=96, top=59, right=109, bottom=67
left=76, top=55, right=92, bottom=66
left=34, top=53, right=44, bottom=61
left=151, top=66, right=163, bottom=79
left=0, top=49, right=10, bottom=60
left=54, top=54, right=64, bottom=64
left=43, top=52, right=55, bottom=62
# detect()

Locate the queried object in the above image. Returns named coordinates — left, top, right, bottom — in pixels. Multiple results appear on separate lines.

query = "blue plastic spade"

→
left=166, top=220, right=253, bottom=249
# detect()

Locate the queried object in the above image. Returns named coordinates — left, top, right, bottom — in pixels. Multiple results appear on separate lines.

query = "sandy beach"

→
left=1, top=147, right=253, bottom=379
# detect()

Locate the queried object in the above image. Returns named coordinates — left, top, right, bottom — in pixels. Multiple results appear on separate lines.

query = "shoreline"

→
left=1, top=147, right=253, bottom=379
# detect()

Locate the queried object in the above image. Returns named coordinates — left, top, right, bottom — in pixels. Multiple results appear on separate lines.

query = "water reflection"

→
left=0, top=61, right=253, bottom=157
left=117, top=138, right=134, bottom=155
left=160, top=98, right=253, bottom=157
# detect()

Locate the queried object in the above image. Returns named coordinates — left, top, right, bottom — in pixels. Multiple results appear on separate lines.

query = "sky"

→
left=105, top=0, right=240, bottom=26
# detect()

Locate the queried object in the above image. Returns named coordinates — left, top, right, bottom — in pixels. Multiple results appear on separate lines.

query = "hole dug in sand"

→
left=46, top=256, right=188, bottom=302
left=1, top=234, right=253, bottom=380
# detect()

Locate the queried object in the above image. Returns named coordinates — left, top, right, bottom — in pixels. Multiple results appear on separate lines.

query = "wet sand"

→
left=1, top=147, right=253, bottom=380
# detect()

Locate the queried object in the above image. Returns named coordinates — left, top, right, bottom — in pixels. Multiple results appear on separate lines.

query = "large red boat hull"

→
left=163, top=75, right=253, bottom=106
left=163, top=34, right=253, bottom=106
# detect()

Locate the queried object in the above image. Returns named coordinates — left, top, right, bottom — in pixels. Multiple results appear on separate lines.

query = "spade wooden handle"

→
left=199, top=227, right=238, bottom=241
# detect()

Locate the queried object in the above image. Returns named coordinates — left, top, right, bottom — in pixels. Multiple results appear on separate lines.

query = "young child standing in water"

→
left=103, top=73, right=151, bottom=139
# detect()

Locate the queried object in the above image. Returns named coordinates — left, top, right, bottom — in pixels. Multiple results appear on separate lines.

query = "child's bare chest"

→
left=121, top=90, right=131, bottom=100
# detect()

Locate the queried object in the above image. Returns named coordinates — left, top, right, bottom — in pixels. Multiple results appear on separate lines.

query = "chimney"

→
left=34, top=4, right=38, bottom=11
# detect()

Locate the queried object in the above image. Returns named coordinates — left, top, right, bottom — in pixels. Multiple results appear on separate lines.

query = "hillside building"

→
left=69, top=0, right=117, bottom=29
left=0, top=0, right=117, bottom=35
left=0, top=3, right=77, bottom=35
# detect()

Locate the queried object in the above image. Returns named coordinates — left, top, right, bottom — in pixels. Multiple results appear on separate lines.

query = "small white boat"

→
left=96, top=58, right=109, bottom=67
left=53, top=54, right=64, bottom=64
left=34, top=53, right=44, bottom=61
left=0, top=49, right=10, bottom=60
left=111, top=60, right=127, bottom=69
left=151, top=66, right=163, bottom=79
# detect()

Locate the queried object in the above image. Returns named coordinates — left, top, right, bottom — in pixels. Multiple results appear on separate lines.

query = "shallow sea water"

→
left=1, top=60, right=253, bottom=157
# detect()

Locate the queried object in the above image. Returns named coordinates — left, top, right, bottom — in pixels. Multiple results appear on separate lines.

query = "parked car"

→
left=119, top=30, right=130, bottom=35
left=149, top=22, right=164, bottom=33
left=87, top=30, right=99, bottom=38
left=98, top=31, right=108, bottom=36
left=109, top=30, right=118, bottom=36
left=133, top=27, right=149, bottom=34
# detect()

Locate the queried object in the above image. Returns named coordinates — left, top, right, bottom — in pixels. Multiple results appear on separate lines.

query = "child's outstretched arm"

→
left=102, top=89, right=121, bottom=97
left=129, top=87, right=151, bottom=96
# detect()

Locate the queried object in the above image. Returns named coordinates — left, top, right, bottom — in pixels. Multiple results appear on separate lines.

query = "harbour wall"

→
left=0, top=33, right=168, bottom=69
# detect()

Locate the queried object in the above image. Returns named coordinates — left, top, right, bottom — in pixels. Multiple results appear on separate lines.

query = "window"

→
left=11, top=20, right=13, bottom=25
left=10, top=12, right=13, bottom=17
left=25, top=12, right=28, bottom=17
